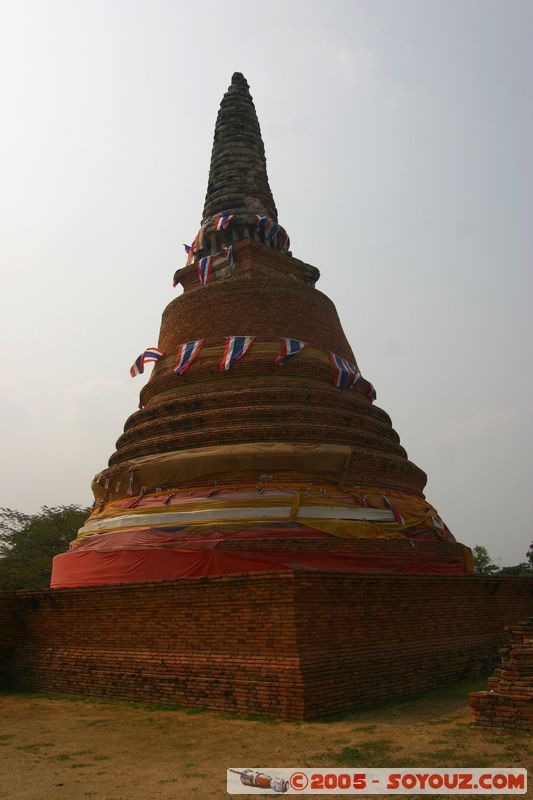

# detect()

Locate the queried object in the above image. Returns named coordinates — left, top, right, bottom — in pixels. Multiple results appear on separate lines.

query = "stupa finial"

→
left=231, top=71, right=248, bottom=87
left=202, top=73, right=277, bottom=224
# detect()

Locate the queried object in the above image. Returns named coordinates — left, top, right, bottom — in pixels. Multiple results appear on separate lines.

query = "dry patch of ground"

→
left=0, top=678, right=530, bottom=800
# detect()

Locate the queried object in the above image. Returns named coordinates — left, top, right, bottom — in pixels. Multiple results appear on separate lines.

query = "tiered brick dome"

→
left=51, top=73, right=471, bottom=588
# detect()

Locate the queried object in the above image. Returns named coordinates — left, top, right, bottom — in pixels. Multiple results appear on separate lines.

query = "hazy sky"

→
left=1, top=0, right=531, bottom=565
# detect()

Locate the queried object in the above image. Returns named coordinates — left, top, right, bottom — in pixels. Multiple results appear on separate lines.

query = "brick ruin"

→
left=470, top=618, right=533, bottom=730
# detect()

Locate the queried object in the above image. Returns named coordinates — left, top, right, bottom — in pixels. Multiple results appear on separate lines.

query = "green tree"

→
left=472, top=544, right=499, bottom=575
left=0, top=505, right=89, bottom=590
left=497, top=563, right=532, bottom=576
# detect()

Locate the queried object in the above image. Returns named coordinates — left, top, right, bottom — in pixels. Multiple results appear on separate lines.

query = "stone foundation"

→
left=1, top=573, right=532, bottom=719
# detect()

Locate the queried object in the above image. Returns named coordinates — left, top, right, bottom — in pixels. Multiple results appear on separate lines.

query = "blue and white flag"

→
left=174, top=340, right=204, bottom=376
left=213, top=214, right=235, bottom=232
left=183, top=243, right=191, bottom=254
left=275, top=338, right=308, bottom=366
left=220, top=336, right=255, bottom=372
left=130, top=348, right=164, bottom=377
left=254, top=214, right=267, bottom=231
left=328, top=352, right=360, bottom=389
left=197, top=255, right=214, bottom=286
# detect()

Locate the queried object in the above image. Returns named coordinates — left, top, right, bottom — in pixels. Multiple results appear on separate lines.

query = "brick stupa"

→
left=51, top=73, right=472, bottom=587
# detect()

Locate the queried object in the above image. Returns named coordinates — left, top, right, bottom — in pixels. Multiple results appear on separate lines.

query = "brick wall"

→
left=293, top=574, right=533, bottom=718
left=13, top=573, right=304, bottom=718
left=5, top=573, right=533, bottom=719
left=0, top=591, right=20, bottom=689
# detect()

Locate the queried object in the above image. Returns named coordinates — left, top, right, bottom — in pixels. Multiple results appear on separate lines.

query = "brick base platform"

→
left=1, top=573, right=532, bottom=719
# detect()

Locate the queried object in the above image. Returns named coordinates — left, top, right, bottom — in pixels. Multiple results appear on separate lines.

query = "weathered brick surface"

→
left=159, top=267, right=353, bottom=358
left=0, top=592, right=20, bottom=688
left=294, top=575, right=533, bottom=718
left=102, top=238, right=427, bottom=498
left=470, top=617, right=533, bottom=730
left=2, top=574, right=532, bottom=719
left=13, top=573, right=305, bottom=718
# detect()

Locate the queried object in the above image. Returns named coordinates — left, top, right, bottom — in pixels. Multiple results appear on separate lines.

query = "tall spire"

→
left=202, top=72, right=278, bottom=225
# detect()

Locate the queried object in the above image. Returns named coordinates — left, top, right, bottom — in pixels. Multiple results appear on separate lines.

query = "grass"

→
left=1, top=681, right=531, bottom=800
left=314, top=676, right=490, bottom=724
left=243, top=713, right=280, bottom=724
left=0, top=675, right=490, bottom=724
left=328, top=739, right=397, bottom=766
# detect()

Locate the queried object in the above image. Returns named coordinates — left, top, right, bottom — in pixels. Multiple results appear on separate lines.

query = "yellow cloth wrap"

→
left=75, top=479, right=450, bottom=547
left=462, top=544, right=474, bottom=574
left=301, top=519, right=405, bottom=540
left=89, top=484, right=440, bottom=522
left=92, top=443, right=357, bottom=502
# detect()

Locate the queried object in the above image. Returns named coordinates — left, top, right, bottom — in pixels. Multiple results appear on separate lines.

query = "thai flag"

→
left=367, top=383, right=377, bottom=402
left=197, top=255, right=214, bottom=286
left=328, top=352, right=360, bottom=389
left=275, top=338, right=308, bottom=365
left=279, top=231, right=290, bottom=252
left=183, top=244, right=191, bottom=254
left=266, top=220, right=279, bottom=242
left=174, top=339, right=204, bottom=376
left=222, top=244, right=234, bottom=266
left=130, top=348, right=164, bottom=377
left=382, top=495, right=405, bottom=526
left=213, top=214, right=235, bottom=232
left=349, top=368, right=362, bottom=389
left=254, top=214, right=267, bottom=230
left=220, top=336, right=255, bottom=372
left=187, top=226, right=206, bottom=264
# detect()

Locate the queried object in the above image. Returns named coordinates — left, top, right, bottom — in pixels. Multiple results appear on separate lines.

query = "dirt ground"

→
left=0, top=678, right=530, bottom=800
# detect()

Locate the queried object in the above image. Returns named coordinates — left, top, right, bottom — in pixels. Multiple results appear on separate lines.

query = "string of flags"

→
left=275, top=338, right=307, bottom=365
left=197, top=255, right=214, bottom=287
left=328, top=352, right=361, bottom=389
left=130, top=340, right=375, bottom=400
left=174, top=340, right=204, bottom=375
left=175, top=243, right=235, bottom=289
left=184, top=214, right=233, bottom=266
left=182, top=213, right=290, bottom=271
left=254, top=214, right=290, bottom=251
left=220, top=336, right=255, bottom=372
left=129, top=348, right=164, bottom=377
left=213, top=214, right=235, bottom=231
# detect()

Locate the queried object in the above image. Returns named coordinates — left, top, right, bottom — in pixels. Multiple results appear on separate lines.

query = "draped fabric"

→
left=51, top=546, right=469, bottom=588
